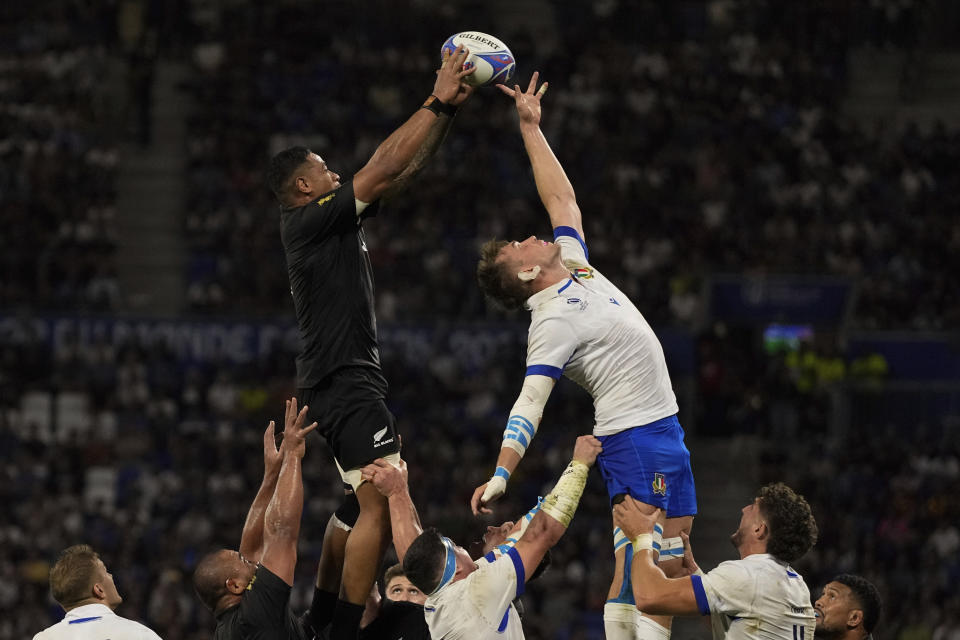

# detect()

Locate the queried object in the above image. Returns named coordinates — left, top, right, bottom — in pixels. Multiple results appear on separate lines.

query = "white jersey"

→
left=524, top=230, right=678, bottom=435
left=424, top=547, right=525, bottom=640
left=690, top=553, right=815, bottom=640
left=33, top=603, right=163, bottom=640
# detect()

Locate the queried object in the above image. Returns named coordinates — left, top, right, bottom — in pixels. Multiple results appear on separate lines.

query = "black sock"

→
left=305, top=588, right=338, bottom=634
left=330, top=599, right=365, bottom=640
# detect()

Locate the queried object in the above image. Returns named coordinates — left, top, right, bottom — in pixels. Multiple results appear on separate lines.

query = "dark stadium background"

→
left=2, top=1, right=959, bottom=639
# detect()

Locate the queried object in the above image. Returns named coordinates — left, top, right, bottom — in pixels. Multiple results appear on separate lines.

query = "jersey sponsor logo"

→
left=245, top=574, right=257, bottom=590
left=572, top=267, right=593, bottom=279
left=316, top=194, right=335, bottom=206
left=652, top=472, right=667, bottom=496
left=609, top=297, right=620, bottom=306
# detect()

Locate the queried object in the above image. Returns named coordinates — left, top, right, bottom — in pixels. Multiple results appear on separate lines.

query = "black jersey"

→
left=360, top=600, right=431, bottom=640
left=280, top=181, right=382, bottom=389
left=214, top=566, right=308, bottom=640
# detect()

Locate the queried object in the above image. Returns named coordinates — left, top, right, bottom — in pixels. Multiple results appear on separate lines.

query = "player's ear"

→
left=295, top=175, right=310, bottom=194
left=755, top=520, right=768, bottom=541
left=517, top=266, right=541, bottom=282
left=225, top=577, right=245, bottom=595
left=92, top=582, right=105, bottom=599
left=847, top=608, right=863, bottom=629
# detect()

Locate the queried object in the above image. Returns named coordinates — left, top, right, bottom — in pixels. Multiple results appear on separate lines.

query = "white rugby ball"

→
left=440, top=31, right=516, bottom=87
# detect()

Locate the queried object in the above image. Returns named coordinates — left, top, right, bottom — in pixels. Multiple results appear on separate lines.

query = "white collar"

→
left=64, top=603, right=115, bottom=619
left=524, top=277, right=577, bottom=311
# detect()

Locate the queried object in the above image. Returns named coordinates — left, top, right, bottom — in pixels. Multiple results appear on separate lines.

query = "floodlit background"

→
left=2, top=1, right=959, bottom=638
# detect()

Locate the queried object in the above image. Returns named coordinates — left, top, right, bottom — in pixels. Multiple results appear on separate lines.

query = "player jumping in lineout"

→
left=472, top=73, right=697, bottom=640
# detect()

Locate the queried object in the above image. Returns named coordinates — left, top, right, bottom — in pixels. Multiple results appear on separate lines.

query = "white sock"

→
left=604, top=602, right=637, bottom=640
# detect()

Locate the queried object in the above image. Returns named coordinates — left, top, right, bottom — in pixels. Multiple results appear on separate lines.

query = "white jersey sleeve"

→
left=692, top=560, right=755, bottom=618
left=553, top=225, right=590, bottom=268
left=691, top=555, right=816, bottom=640
left=525, top=315, right=578, bottom=380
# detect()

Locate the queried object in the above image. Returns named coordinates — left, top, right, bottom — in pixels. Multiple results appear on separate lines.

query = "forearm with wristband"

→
left=481, top=376, right=552, bottom=504
left=420, top=94, right=457, bottom=117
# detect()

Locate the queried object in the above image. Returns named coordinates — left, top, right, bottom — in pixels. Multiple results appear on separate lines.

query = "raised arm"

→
left=361, top=458, right=422, bottom=563
left=499, top=73, right=584, bottom=240
left=613, top=499, right=701, bottom=616
left=259, top=398, right=318, bottom=585
left=511, top=435, right=601, bottom=578
left=238, top=415, right=285, bottom=562
left=353, top=46, right=475, bottom=204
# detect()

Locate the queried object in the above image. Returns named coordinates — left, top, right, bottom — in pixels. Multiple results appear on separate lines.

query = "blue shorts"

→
left=596, top=414, right=697, bottom=517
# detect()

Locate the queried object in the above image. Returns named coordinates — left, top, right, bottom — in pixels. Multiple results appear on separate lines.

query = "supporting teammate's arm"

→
left=512, top=435, right=601, bottom=577
left=499, top=72, right=584, bottom=240
left=238, top=417, right=285, bottom=563
left=259, top=399, right=318, bottom=586
left=353, top=47, right=474, bottom=204
left=361, top=458, right=422, bottom=562
left=613, top=499, right=701, bottom=616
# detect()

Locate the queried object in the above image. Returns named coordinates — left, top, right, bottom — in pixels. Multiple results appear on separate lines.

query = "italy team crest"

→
left=652, top=473, right=667, bottom=496
left=572, top=267, right=594, bottom=280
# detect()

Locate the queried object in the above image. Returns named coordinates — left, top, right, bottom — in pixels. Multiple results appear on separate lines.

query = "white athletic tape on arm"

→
left=541, top=460, right=589, bottom=527
left=631, top=534, right=654, bottom=552
left=501, top=375, right=552, bottom=457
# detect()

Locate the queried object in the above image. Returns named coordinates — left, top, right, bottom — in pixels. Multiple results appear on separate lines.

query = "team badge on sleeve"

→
left=572, top=267, right=594, bottom=280
left=652, top=473, right=667, bottom=496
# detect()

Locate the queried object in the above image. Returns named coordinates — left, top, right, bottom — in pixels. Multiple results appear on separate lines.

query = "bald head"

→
left=193, top=549, right=253, bottom=614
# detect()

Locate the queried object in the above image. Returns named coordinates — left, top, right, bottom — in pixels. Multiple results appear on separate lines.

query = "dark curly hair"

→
left=757, top=482, right=818, bottom=563
left=832, top=573, right=882, bottom=633
left=267, top=145, right=311, bottom=204
left=476, top=239, right=528, bottom=310
left=402, top=528, right=447, bottom=594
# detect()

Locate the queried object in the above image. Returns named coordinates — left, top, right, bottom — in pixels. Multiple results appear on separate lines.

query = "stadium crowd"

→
left=1, top=0, right=959, bottom=639
left=0, top=3, right=121, bottom=313
left=181, top=0, right=958, bottom=329
left=3, top=322, right=959, bottom=639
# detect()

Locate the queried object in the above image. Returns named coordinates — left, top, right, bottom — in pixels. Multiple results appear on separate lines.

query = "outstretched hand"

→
left=439, top=46, right=477, bottom=107
left=263, top=420, right=283, bottom=477
left=280, top=397, right=318, bottom=460
left=433, top=45, right=477, bottom=105
left=497, top=71, right=549, bottom=125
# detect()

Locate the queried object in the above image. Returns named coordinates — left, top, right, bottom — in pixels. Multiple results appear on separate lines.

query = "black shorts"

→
left=298, top=367, right=400, bottom=471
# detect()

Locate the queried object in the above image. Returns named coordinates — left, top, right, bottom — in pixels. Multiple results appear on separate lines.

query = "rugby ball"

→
left=441, top=31, right=516, bottom=87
